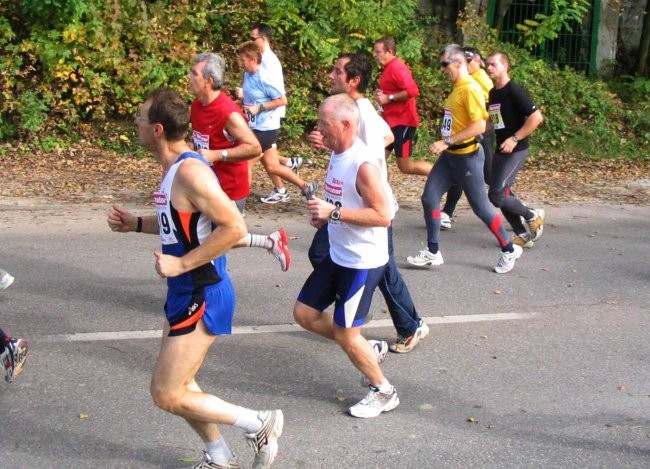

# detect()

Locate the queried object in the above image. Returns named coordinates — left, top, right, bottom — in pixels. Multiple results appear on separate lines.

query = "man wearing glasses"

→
left=108, top=88, right=283, bottom=468
left=439, top=46, right=495, bottom=230
left=249, top=23, right=303, bottom=195
left=407, top=44, right=523, bottom=274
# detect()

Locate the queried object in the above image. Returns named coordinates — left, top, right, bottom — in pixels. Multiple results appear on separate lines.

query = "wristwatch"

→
left=444, top=136, right=452, bottom=146
left=512, top=135, right=520, bottom=143
left=329, top=208, right=341, bottom=221
left=221, top=150, right=229, bottom=161
left=388, top=94, right=395, bottom=102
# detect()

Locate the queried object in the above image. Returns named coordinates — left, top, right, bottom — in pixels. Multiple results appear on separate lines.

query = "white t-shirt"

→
left=356, top=97, right=398, bottom=219
left=261, top=48, right=286, bottom=118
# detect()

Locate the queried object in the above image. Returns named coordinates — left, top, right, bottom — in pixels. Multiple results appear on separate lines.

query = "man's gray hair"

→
left=441, top=44, right=466, bottom=65
left=193, top=52, right=226, bottom=90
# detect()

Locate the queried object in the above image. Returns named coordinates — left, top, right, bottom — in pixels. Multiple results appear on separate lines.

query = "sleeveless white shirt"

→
left=325, top=139, right=389, bottom=269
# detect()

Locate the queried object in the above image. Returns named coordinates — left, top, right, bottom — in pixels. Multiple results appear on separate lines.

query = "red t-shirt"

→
left=378, top=57, right=420, bottom=128
left=191, top=93, right=250, bottom=201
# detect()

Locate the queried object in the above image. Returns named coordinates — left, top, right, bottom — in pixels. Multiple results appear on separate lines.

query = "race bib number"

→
left=192, top=131, right=209, bottom=150
left=441, top=108, right=452, bottom=137
left=244, top=106, right=256, bottom=125
left=153, top=191, right=178, bottom=245
left=488, top=104, right=505, bottom=130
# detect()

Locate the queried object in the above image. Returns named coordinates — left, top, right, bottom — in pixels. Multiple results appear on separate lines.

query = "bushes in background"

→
left=0, top=0, right=647, bottom=161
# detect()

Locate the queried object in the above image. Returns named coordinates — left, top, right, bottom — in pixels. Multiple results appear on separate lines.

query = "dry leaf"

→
left=79, top=413, right=89, bottom=419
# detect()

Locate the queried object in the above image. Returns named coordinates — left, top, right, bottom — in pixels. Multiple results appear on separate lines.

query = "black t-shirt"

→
left=488, top=80, right=538, bottom=151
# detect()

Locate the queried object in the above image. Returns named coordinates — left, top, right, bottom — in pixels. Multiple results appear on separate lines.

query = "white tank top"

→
left=325, top=139, right=389, bottom=269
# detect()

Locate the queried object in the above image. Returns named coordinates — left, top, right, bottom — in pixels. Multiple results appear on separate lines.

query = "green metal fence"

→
left=487, top=0, right=599, bottom=74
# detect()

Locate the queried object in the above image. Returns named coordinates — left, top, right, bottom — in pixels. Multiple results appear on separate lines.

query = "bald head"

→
left=318, top=93, right=359, bottom=153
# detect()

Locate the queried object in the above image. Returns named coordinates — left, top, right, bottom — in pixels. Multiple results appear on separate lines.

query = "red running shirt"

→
left=378, top=57, right=420, bottom=128
left=191, top=93, right=250, bottom=201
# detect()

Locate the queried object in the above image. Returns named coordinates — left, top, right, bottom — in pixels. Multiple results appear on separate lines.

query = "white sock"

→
left=233, top=406, right=263, bottom=434
left=376, top=380, right=393, bottom=394
left=205, top=437, right=234, bottom=465
left=246, top=234, right=273, bottom=250
left=275, top=187, right=287, bottom=194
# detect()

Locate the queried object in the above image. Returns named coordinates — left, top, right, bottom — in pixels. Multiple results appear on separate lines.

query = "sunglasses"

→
left=440, top=59, right=457, bottom=68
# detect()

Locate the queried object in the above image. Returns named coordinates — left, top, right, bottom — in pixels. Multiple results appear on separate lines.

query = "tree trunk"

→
left=638, top=1, right=650, bottom=75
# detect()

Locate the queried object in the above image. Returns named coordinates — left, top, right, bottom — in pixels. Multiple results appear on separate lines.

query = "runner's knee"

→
left=488, top=188, right=505, bottom=207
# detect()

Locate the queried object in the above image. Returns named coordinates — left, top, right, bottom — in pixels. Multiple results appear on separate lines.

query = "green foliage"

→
left=264, top=0, right=423, bottom=139
left=0, top=0, right=645, bottom=163
left=515, top=0, right=590, bottom=49
left=504, top=46, right=642, bottom=159
left=606, top=76, right=650, bottom=152
left=17, top=91, right=50, bottom=134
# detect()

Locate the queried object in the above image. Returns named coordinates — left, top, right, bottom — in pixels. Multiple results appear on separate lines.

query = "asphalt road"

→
left=0, top=200, right=648, bottom=468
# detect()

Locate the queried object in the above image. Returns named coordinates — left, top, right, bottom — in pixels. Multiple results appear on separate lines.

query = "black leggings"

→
left=488, top=149, right=534, bottom=235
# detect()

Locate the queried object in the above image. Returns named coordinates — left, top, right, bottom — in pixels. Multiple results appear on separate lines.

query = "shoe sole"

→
left=277, top=228, right=291, bottom=272
left=406, top=258, right=443, bottom=267
left=529, top=209, right=545, bottom=242
left=514, top=240, right=535, bottom=249
left=260, top=198, right=289, bottom=204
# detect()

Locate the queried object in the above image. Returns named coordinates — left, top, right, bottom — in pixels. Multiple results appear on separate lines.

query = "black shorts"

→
left=297, top=256, right=386, bottom=328
left=386, top=126, right=417, bottom=158
left=253, top=129, right=280, bottom=152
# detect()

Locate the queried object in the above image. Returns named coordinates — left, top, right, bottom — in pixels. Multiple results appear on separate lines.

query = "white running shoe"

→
left=407, top=250, right=443, bottom=267
left=417, top=319, right=430, bottom=340
left=244, top=409, right=283, bottom=469
left=368, top=339, right=388, bottom=364
left=268, top=229, right=291, bottom=272
left=440, top=212, right=452, bottom=230
left=494, top=244, right=523, bottom=274
left=0, top=271, right=15, bottom=290
left=1, top=337, right=28, bottom=383
left=287, top=157, right=303, bottom=174
left=260, top=190, right=289, bottom=204
left=348, top=385, right=400, bottom=418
